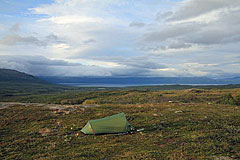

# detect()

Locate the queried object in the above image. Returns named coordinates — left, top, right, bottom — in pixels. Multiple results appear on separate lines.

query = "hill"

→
left=0, top=68, right=45, bottom=83
left=0, top=69, right=75, bottom=98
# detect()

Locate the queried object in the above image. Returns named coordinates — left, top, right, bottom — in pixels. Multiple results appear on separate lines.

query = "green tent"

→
left=81, top=113, right=133, bottom=135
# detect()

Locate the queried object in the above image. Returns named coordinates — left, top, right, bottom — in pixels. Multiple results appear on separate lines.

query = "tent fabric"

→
left=81, top=112, right=133, bottom=135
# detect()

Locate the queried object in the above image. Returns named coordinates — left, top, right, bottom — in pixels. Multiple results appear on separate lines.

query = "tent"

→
left=81, top=112, right=133, bottom=135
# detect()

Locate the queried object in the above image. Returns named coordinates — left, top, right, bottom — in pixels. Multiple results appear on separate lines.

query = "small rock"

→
left=64, top=111, right=70, bottom=115
left=80, top=108, right=85, bottom=112
left=139, top=132, right=144, bottom=135
left=52, top=109, right=59, bottom=114
left=39, top=128, right=51, bottom=136
left=175, top=110, right=183, bottom=113
left=56, top=120, right=61, bottom=126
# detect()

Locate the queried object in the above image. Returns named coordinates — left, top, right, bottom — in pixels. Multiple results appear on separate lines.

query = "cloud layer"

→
left=0, top=0, right=239, bottom=78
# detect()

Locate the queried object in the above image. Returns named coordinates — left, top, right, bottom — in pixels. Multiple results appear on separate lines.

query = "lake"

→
left=59, top=83, right=226, bottom=87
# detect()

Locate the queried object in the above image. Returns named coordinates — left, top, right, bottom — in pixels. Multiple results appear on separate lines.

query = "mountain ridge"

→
left=38, top=76, right=240, bottom=85
left=1, top=68, right=240, bottom=85
left=0, top=68, right=46, bottom=83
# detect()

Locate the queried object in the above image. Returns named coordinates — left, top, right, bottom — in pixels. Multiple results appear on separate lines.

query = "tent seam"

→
left=89, top=121, right=95, bottom=135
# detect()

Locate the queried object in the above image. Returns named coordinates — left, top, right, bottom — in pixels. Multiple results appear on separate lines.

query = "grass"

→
left=1, top=87, right=240, bottom=159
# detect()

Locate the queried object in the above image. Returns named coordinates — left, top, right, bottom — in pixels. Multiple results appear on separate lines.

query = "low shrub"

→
left=218, top=93, right=240, bottom=105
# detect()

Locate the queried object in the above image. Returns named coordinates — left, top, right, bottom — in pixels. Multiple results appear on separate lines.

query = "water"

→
left=59, top=83, right=158, bottom=87
left=59, top=83, right=226, bottom=87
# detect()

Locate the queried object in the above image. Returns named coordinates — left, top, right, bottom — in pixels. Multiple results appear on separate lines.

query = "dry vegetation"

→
left=0, top=88, right=240, bottom=159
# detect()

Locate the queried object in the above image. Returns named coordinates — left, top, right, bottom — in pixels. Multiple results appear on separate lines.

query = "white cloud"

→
left=52, top=43, right=70, bottom=49
left=38, top=15, right=104, bottom=25
left=144, top=0, right=240, bottom=57
left=0, top=0, right=240, bottom=78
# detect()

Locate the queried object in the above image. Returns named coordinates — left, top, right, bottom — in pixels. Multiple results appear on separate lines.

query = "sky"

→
left=0, top=0, right=240, bottom=78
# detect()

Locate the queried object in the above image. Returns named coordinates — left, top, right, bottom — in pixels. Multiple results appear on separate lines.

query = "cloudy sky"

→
left=0, top=0, right=240, bottom=78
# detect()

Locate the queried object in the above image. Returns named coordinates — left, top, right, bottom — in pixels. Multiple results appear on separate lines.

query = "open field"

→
left=0, top=87, right=240, bottom=159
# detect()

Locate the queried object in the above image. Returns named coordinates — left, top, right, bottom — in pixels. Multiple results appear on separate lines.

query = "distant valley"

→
left=39, top=76, right=240, bottom=87
left=1, top=68, right=240, bottom=101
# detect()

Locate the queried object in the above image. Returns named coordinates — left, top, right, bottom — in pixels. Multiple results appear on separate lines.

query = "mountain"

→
left=39, top=76, right=240, bottom=86
left=0, top=69, right=74, bottom=99
left=0, top=68, right=45, bottom=83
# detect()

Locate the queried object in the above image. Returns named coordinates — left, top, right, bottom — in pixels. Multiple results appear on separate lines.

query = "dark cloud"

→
left=144, top=23, right=199, bottom=42
left=156, top=11, right=173, bottom=21
left=144, top=2, right=240, bottom=50
left=1, top=55, right=239, bottom=78
left=1, top=25, right=66, bottom=47
left=119, top=57, right=166, bottom=70
left=45, top=34, right=65, bottom=44
left=0, top=33, right=46, bottom=46
left=83, top=39, right=97, bottom=45
left=183, top=18, right=240, bottom=45
left=0, top=55, right=110, bottom=76
left=21, top=56, right=79, bottom=66
left=110, top=67, right=149, bottom=77
left=166, top=0, right=240, bottom=22
left=0, top=55, right=79, bottom=67
left=168, top=41, right=192, bottom=49
left=0, top=33, right=69, bottom=47
left=0, top=23, right=46, bottom=46
left=0, top=55, right=158, bottom=77
left=129, top=22, right=145, bottom=28
left=0, top=55, right=53, bottom=76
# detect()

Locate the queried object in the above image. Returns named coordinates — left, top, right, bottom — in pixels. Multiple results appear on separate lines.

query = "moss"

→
left=1, top=88, right=240, bottom=159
